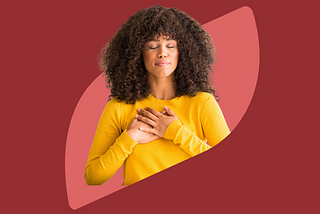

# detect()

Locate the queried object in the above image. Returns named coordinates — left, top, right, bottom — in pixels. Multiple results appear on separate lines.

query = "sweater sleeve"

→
left=84, top=99, right=138, bottom=185
left=164, top=95, right=230, bottom=156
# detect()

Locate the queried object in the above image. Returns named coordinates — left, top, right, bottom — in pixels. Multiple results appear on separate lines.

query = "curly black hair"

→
left=99, top=5, right=219, bottom=104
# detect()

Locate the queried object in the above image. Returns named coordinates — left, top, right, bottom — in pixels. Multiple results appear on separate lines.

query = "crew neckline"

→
left=147, top=93, right=182, bottom=104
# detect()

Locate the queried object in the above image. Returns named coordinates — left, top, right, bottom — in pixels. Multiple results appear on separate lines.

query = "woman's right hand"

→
left=127, top=110, right=168, bottom=144
left=127, top=118, right=159, bottom=144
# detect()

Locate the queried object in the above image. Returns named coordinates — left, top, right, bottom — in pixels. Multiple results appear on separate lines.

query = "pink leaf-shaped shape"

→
left=65, top=6, right=259, bottom=210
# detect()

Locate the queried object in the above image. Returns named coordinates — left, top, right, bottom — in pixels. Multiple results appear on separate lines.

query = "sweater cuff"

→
left=164, top=120, right=182, bottom=140
left=116, top=130, right=138, bottom=152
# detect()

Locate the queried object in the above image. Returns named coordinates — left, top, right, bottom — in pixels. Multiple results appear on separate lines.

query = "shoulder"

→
left=105, top=96, right=139, bottom=114
left=185, top=92, right=214, bottom=103
left=102, top=97, right=128, bottom=117
left=183, top=92, right=220, bottom=113
left=105, top=97, right=121, bottom=109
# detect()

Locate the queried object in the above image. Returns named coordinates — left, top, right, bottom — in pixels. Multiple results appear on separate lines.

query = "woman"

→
left=85, top=5, right=230, bottom=185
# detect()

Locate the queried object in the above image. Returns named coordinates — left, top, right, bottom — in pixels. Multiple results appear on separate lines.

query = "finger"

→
left=129, top=118, right=138, bottom=126
left=135, top=114, right=156, bottom=127
left=131, top=118, right=138, bottom=122
left=139, top=126, right=156, bottom=134
left=145, top=107, right=162, bottom=117
left=138, top=108, right=158, bottom=121
left=160, top=110, right=167, bottom=115
left=165, top=106, right=175, bottom=116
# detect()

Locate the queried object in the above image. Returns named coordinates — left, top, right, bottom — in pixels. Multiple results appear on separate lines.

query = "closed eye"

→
left=147, top=45, right=176, bottom=49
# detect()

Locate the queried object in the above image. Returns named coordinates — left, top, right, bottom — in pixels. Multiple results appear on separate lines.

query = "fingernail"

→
left=135, top=115, right=138, bottom=118
left=137, top=108, right=141, bottom=111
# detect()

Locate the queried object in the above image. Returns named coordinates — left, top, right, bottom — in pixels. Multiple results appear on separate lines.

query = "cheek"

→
left=173, top=52, right=179, bottom=65
left=143, top=52, right=153, bottom=65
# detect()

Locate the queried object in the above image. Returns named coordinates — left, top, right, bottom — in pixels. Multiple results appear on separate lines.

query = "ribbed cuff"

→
left=164, top=120, right=182, bottom=140
left=116, top=130, right=139, bottom=152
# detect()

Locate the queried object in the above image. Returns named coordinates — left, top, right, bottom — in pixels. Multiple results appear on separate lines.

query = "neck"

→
left=148, top=74, right=176, bottom=100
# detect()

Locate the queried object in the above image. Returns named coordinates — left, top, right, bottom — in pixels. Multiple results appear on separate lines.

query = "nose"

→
left=157, top=46, right=168, bottom=58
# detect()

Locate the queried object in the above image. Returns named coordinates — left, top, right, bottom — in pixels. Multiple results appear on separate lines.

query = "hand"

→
left=127, top=119, right=160, bottom=144
left=136, top=106, right=179, bottom=138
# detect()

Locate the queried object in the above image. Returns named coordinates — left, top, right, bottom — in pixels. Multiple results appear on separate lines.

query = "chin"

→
left=157, top=72, right=174, bottom=78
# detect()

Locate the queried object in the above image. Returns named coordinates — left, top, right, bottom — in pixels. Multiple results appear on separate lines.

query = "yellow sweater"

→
left=85, top=92, right=230, bottom=185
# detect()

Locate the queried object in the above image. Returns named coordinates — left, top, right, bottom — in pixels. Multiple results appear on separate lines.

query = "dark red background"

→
left=1, top=0, right=319, bottom=213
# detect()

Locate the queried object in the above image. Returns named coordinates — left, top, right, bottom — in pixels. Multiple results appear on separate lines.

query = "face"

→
left=142, top=34, right=179, bottom=79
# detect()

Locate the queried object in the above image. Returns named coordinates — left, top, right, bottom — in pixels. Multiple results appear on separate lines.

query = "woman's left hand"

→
left=136, top=106, right=179, bottom=138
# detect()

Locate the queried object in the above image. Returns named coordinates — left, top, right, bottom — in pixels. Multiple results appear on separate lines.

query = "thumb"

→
left=165, top=106, right=175, bottom=116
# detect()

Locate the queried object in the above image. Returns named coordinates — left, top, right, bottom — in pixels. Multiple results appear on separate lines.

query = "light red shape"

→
left=65, top=6, right=259, bottom=210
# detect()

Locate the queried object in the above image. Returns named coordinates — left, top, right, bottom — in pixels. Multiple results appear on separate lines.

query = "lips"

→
left=155, top=61, right=170, bottom=67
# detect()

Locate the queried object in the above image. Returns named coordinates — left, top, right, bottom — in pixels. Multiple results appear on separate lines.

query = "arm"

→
left=200, top=95, right=231, bottom=147
left=84, top=99, right=138, bottom=185
left=136, top=95, right=230, bottom=157
left=164, top=95, right=230, bottom=156
left=164, top=120, right=211, bottom=156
